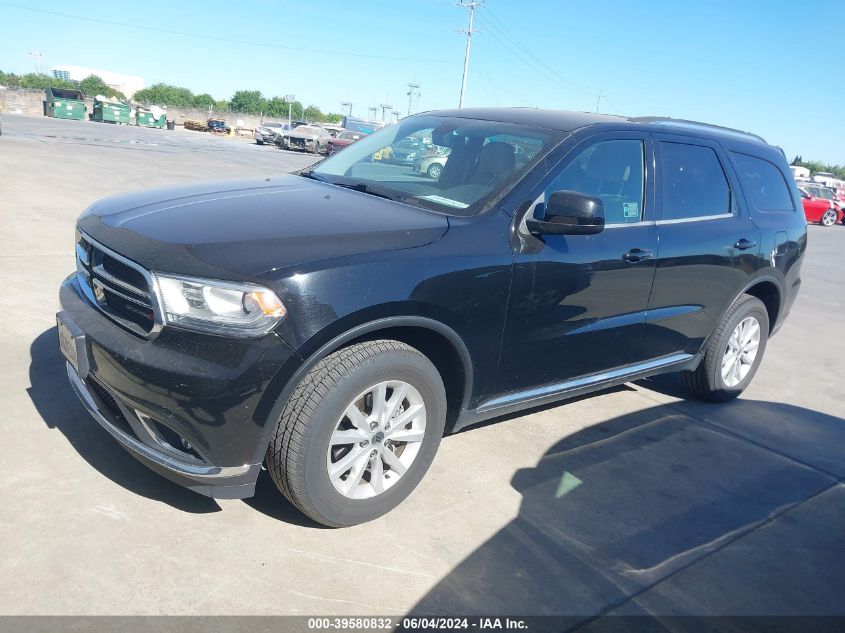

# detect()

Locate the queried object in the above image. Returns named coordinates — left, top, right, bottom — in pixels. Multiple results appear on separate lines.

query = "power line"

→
left=472, top=18, right=589, bottom=98
left=0, top=2, right=459, bottom=65
left=478, top=8, right=601, bottom=97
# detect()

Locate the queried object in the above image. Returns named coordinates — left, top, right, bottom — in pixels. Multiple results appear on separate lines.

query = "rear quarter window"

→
left=731, top=153, right=795, bottom=213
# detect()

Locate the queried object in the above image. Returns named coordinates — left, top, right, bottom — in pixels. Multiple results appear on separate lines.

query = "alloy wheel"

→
left=821, top=209, right=837, bottom=226
left=721, top=316, right=761, bottom=388
left=326, top=380, right=427, bottom=500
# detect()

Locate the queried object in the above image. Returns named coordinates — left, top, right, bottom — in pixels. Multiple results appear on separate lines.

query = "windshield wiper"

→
left=332, top=182, right=404, bottom=202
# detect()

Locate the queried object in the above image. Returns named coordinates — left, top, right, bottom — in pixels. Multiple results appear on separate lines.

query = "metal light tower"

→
left=27, top=50, right=44, bottom=75
left=368, top=106, right=378, bottom=121
left=380, top=103, right=392, bottom=121
left=457, top=0, right=483, bottom=108
left=285, top=94, right=296, bottom=130
left=406, top=83, right=420, bottom=116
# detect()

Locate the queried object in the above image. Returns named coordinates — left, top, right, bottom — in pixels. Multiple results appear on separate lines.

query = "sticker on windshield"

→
left=623, top=202, right=640, bottom=220
left=418, top=195, right=469, bottom=209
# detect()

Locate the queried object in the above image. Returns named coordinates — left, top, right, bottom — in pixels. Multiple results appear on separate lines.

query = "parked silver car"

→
left=276, top=125, right=332, bottom=153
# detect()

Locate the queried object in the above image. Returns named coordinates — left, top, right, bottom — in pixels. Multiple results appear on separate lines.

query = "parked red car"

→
left=325, top=130, right=365, bottom=156
left=799, top=187, right=843, bottom=226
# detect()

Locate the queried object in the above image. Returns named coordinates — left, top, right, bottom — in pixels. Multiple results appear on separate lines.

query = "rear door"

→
left=644, top=135, right=760, bottom=358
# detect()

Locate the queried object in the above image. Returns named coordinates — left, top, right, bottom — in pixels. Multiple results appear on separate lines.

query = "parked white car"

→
left=254, top=122, right=288, bottom=145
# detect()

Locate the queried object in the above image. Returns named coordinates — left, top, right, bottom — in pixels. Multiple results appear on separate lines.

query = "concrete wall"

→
left=0, top=88, right=45, bottom=116
left=0, top=88, right=263, bottom=129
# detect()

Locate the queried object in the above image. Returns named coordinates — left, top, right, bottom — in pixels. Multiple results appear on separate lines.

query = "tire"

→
left=820, top=208, right=838, bottom=226
left=312, top=142, right=322, bottom=155
left=427, top=163, right=443, bottom=180
left=266, top=340, right=447, bottom=527
left=256, top=138, right=264, bottom=145
left=681, top=294, right=769, bottom=402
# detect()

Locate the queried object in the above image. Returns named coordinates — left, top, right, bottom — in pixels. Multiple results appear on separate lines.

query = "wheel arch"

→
left=251, top=316, right=474, bottom=464
left=741, top=277, right=782, bottom=334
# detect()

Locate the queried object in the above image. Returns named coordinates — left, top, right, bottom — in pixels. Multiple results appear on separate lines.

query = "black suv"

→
left=58, top=109, right=806, bottom=527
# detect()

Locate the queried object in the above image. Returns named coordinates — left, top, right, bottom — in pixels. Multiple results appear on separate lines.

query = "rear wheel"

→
left=266, top=340, right=447, bottom=527
left=820, top=208, right=838, bottom=226
left=427, top=163, right=443, bottom=180
left=681, top=294, right=769, bottom=402
left=256, top=138, right=264, bottom=145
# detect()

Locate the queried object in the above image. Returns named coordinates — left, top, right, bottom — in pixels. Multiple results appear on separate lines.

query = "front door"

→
left=497, top=133, right=659, bottom=395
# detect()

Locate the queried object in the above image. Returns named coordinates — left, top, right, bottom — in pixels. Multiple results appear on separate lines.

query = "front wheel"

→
left=681, top=294, right=769, bottom=402
left=427, top=163, right=443, bottom=180
left=820, top=208, right=838, bottom=226
left=266, top=340, right=447, bottom=527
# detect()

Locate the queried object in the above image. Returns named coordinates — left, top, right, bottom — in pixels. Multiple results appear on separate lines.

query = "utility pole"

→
left=457, top=0, right=482, bottom=108
left=406, top=83, right=420, bottom=116
left=595, top=90, right=603, bottom=113
left=368, top=106, right=377, bottom=121
left=341, top=101, right=352, bottom=117
left=380, top=103, right=392, bottom=121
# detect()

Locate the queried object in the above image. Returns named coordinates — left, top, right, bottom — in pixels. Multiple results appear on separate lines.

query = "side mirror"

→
left=526, top=190, right=605, bottom=236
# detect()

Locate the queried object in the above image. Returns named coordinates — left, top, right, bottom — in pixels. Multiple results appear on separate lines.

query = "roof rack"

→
left=632, top=116, right=767, bottom=144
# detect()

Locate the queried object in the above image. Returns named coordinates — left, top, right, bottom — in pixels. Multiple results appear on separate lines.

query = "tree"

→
left=16, top=73, right=75, bottom=90
left=303, top=104, right=324, bottom=122
left=78, top=74, right=121, bottom=99
left=790, top=156, right=845, bottom=180
left=133, top=83, right=195, bottom=107
left=229, top=90, right=266, bottom=114
left=193, top=93, right=214, bottom=109
left=264, top=96, right=288, bottom=118
left=213, top=99, right=230, bottom=113
left=0, top=70, right=21, bottom=87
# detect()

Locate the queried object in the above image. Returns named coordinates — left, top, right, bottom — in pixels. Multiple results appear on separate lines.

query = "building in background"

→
left=50, top=65, right=144, bottom=99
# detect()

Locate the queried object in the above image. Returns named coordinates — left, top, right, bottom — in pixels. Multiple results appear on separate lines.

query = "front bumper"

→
left=59, top=274, right=297, bottom=498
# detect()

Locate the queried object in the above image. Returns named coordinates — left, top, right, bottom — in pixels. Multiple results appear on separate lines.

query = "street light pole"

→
left=285, top=94, right=296, bottom=131
left=457, top=0, right=482, bottom=108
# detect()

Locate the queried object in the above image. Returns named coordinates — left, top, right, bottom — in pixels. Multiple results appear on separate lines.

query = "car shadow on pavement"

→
left=242, top=470, right=331, bottom=529
left=28, top=328, right=221, bottom=513
left=407, top=397, right=845, bottom=624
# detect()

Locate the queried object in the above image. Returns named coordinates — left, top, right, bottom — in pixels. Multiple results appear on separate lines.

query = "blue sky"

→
left=1, top=0, right=842, bottom=164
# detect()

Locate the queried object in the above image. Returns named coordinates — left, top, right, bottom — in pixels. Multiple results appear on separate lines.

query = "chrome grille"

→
left=76, top=231, right=158, bottom=336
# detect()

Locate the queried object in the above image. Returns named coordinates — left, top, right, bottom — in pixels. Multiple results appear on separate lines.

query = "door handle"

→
left=623, top=248, right=654, bottom=263
left=733, top=239, right=757, bottom=251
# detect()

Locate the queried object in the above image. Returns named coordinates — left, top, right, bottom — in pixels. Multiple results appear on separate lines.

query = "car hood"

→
left=77, top=175, right=449, bottom=280
left=288, top=128, right=323, bottom=139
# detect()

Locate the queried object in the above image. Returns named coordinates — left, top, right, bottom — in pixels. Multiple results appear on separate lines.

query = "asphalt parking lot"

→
left=1, top=115, right=843, bottom=621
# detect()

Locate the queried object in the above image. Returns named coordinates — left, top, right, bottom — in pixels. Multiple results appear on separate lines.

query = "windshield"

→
left=339, top=131, right=362, bottom=140
left=311, top=115, right=562, bottom=215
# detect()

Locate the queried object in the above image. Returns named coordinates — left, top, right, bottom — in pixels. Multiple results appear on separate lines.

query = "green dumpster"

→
left=92, top=98, right=130, bottom=124
left=135, top=109, right=167, bottom=128
left=44, top=87, right=86, bottom=120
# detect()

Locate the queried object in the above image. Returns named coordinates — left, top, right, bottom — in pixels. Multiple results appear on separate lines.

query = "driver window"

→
left=546, top=139, right=645, bottom=224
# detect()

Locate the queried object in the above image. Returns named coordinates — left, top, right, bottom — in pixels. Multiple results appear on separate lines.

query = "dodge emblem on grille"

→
left=92, top=279, right=106, bottom=303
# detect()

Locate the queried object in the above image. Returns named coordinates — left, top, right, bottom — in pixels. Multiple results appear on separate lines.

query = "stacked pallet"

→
left=183, top=119, right=208, bottom=132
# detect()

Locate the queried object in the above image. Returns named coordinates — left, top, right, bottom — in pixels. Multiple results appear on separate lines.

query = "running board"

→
left=476, top=353, right=694, bottom=414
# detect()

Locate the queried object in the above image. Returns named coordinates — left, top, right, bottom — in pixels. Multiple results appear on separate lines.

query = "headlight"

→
left=154, top=273, right=286, bottom=337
